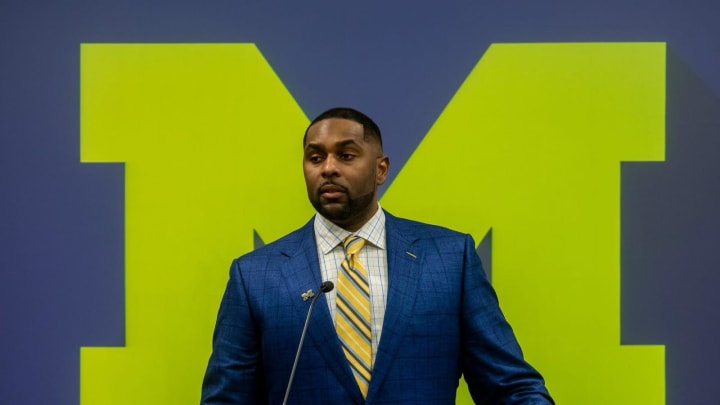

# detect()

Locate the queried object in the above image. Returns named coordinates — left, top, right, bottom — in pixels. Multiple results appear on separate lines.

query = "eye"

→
left=307, top=154, right=324, bottom=164
left=339, top=153, right=356, bottom=161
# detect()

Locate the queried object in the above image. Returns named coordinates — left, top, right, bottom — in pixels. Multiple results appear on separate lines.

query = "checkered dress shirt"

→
left=313, top=207, right=388, bottom=365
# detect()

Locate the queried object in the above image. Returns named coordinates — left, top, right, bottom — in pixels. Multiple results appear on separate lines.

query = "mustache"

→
left=318, top=181, right=348, bottom=194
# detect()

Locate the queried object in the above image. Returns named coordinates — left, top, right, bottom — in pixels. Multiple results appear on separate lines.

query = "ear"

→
left=376, top=155, right=390, bottom=185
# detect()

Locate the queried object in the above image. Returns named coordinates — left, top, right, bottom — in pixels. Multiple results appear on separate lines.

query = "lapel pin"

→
left=301, top=289, right=315, bottom=301
left=405, top=251, right=417, bottom=259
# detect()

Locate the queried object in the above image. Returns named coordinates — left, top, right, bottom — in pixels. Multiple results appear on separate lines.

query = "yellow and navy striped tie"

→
left=336, top=235, right=372, bottom=397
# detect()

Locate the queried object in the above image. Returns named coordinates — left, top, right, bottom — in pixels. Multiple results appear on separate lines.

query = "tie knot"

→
left=343, top=235, right=365, bottom=255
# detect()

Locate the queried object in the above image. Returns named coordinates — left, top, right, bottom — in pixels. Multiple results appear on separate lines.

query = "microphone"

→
left=320, top=281, right=334, bottom=293
left=282, top=281, right=334, bottom=405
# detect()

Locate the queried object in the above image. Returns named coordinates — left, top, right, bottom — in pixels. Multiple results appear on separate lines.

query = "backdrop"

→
left=2, top=1, right=719, bottom=404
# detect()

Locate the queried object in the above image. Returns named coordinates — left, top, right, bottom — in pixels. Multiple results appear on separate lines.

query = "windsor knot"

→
left=342, top=235, right=365, bottom=256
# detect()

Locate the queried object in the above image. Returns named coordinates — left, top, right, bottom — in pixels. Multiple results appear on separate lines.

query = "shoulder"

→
left=384, top=210, right=470, bottom=243
left=385, top=211, right=469, bottom=238
left=235, top=218, right=314, bottom=262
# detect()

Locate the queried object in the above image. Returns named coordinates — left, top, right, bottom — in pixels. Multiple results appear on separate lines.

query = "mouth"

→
left=319, top=183, right=347, bottom=200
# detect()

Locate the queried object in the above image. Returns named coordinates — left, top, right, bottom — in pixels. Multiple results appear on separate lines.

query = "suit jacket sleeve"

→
left=201, top=258, right=266, bottom=404
left=460, top=234, right=554, bottom=404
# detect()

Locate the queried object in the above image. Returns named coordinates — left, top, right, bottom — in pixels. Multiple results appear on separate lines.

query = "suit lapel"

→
left=279, top=219, right=364, bottom=404
left=366, top=213, right=423, bottom=403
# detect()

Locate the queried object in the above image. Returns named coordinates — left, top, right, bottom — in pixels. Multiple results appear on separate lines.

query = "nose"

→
left=321, top=155, right=339, bottom=178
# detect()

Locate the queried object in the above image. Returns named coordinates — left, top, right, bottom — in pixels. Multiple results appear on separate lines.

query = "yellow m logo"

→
left=80, top=42, right=665, bottom=404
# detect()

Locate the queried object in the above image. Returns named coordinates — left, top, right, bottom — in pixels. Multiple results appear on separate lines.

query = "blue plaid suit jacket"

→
left=201, top=211, right=553, bottom=404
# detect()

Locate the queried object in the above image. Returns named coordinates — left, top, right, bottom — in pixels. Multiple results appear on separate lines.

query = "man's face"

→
left=303, top=118, right=389, bottom=231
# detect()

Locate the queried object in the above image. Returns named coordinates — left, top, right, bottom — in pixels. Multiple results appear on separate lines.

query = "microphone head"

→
left=320, top=281, right=334, bottom=293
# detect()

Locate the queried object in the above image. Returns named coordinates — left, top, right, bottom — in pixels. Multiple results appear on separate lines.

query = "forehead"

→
left=305, top=118, right=365, bottom=145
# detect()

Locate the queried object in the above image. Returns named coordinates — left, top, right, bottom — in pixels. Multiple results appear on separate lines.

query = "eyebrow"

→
left=304, top=139, right=361, bottom=151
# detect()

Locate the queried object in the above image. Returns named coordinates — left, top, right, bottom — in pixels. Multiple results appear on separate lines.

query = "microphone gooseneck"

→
left=282, top=281, right=334, bottom=405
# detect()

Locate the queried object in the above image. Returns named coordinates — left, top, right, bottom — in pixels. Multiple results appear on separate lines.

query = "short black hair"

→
left=303, top=107, right=383, bottom=148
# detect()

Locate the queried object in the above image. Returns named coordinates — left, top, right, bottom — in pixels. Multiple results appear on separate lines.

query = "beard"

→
left=309, top=186, right=376, bottom=228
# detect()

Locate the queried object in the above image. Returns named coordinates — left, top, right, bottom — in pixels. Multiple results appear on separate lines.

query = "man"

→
left=201, top=107, right=553, bottom=404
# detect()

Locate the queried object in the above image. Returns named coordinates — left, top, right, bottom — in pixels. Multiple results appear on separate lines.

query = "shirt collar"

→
left=314, top=206, right=386, bottom=255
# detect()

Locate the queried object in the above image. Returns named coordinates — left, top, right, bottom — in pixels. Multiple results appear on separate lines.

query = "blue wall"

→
left=1, top=1, right=719, bottom=403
